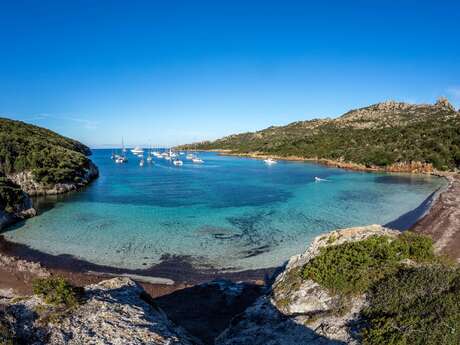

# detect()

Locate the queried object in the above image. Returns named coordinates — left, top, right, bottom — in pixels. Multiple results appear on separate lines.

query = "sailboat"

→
left=116, top=138, right=128, bottom=163
left=146, top=145, right=153, bottom=162
left=122, top=137, right=127, bottom=153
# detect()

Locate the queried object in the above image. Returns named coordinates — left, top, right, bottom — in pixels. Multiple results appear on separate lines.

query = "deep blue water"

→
left=3, top=149, right=446, bottom=271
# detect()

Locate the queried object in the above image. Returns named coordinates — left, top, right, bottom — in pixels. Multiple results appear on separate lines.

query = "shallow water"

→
left=3, top=150, right=446, bottom=271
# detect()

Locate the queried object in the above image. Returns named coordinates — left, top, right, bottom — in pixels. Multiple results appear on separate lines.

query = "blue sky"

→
left=1, top=0, right=459, bottom=147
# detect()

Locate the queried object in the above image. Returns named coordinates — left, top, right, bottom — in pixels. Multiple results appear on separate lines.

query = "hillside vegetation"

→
left=0, top=118, right=92, bottom=185
left=301, top=232, right=459, bottom=345
left=179, top=98, right=460, bottom=171
left=0, top=117, right=96, bottom=215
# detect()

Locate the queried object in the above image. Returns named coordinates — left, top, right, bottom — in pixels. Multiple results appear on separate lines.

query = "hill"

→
left=0, top=117, right=98, bottom=227
left=178, top=98, right=460, bottom=171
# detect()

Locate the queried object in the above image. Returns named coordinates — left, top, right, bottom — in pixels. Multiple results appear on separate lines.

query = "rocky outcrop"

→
left=338, top=97, right=458, bottom=128
left=7, top=160, right=99, bottom=196
left=0, top=192, right=36, bottom=230
left=216, top=225, right=398, bottom=345
left=1, top=277, right=198, bottom=345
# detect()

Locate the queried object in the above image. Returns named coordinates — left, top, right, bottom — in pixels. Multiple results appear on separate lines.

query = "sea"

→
left=3, top=149, right=446, bottom=272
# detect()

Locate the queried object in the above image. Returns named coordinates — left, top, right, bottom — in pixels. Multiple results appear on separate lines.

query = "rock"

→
left=1, top=277, right=199, bottom=345
left=48, top=277, right=199, bottom=344
left=7, top=160, right=99, bottom=196
left=217, top=225, right=398, bottom=345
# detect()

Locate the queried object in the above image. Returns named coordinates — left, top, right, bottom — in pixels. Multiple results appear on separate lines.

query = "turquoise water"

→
left=3, top=150, right=445, bottom=271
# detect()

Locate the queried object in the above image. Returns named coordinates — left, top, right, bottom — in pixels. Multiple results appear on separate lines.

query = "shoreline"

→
left=204, top=149, right=437, bottom=174
left=0, top=154, right=457, bottom=297
left=410, top=173, right=460, bottom=262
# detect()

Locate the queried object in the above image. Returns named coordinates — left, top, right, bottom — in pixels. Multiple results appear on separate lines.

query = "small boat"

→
left=147, top=155, right=153, bottom=162
left=179, top=152, right=185, bottom=155
left=115, top=156, right=128, bottom=164
left=164, top=155, right=171, bottom=161
left=314, top=177, right=328, bottom=182
left=192, top=157, right=204, bottom=164
left=172, top=159, right=183, bottom=166
left=131, top=146, right=144, bottom=155
left=186, top=153, right=194, bottom=160
left=139, top=158, right=145, bottom=167
left=264, top=158, right=277, bottom=165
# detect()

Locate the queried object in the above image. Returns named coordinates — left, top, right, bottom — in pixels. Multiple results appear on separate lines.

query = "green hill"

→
left=0, top=117, right=98, bottom=218
left=178, top=98, right=460, bottom=171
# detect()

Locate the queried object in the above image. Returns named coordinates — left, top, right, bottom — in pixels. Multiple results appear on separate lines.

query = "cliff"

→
left=178, top=98, right=460, bottom=172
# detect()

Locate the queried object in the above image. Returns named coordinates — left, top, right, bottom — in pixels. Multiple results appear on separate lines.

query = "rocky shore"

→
left=2, top=224, right=446, bottom=344
left=0, top=161, right=99, bottom=231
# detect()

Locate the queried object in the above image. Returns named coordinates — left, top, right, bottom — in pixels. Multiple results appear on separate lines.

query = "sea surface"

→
left=3, top=150, right=446, bottom=271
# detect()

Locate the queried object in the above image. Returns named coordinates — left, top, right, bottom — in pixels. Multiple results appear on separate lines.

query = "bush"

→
left=360, top=266, right=460, bottom=345
left=301, top=232, right=435, bottom=295
left=32, top=277, right=83, bottom=308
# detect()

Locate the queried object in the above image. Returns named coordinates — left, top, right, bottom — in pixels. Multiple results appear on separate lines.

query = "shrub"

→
left=360, top=266, right=460, bottom=345
left=32, top=277, right=83, bottom=308
left=301, top=232, right=435, bottom=295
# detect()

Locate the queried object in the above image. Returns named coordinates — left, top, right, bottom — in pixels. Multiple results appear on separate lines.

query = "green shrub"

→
left=360, top=266, right=460, bottom=345
left=32, top=277, right=83, bottom=308
left=301, top=232, right=435, bottom=295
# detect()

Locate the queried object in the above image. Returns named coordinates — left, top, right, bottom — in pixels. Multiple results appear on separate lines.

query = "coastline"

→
left=0, top=154, right=458, bottom=298
left=205, top=149, right=436, bottom=174
left=410, top=173, right=460, bottom=262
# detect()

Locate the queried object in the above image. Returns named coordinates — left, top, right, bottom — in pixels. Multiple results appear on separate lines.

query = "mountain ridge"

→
left=178, top=98, right=460, bottom=171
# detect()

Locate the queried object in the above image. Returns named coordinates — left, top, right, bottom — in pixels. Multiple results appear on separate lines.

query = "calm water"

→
left=3, top=150, right=446, bottom=271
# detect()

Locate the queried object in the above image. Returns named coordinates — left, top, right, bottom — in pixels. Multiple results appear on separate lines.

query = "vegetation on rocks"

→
left=179, top=99, right=460, bottom=170
left=361, top=265, right=460, bottom=345
left=32, top=277, right=83, bottom=308
left=0, top=117, right=92, bottom=186
left=301, top=232, right=435, bottom=295
left=300, top=231, right=459, bottom=345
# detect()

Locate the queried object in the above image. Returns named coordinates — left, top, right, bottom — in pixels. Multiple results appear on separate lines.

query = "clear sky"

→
left=1, top=0, right=459, bottom=148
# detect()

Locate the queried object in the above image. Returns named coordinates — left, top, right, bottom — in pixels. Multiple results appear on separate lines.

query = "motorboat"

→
left=263, top=158, right=277, bottom=165
left=172, top=159, right=183, bottom=166
left=131, top=146, right=144, bottom=155
left=192, top=157, right=204, bottom=164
